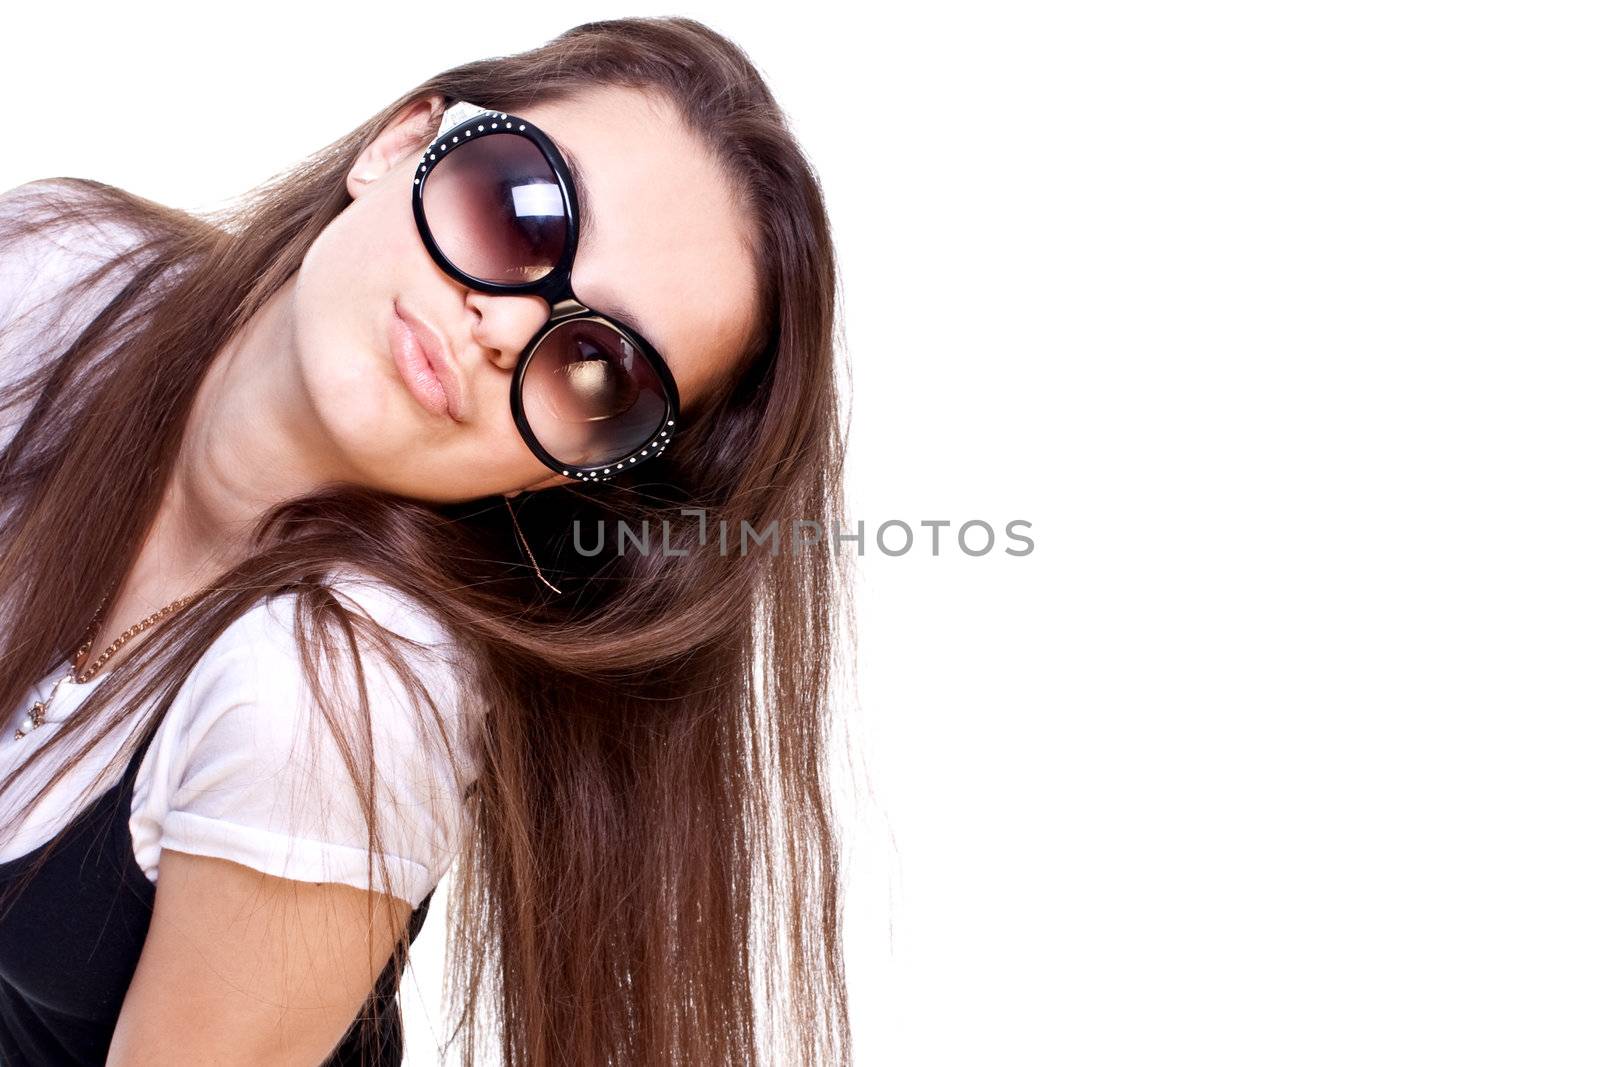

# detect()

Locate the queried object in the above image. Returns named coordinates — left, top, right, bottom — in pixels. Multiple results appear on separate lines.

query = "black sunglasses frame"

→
left=410, top=108, right=680, bottom=483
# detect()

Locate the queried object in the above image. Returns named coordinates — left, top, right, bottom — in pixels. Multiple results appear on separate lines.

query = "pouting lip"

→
left=392, top=299, right=464, bottom=422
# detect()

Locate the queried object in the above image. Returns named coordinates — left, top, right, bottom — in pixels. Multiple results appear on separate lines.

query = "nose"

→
left=465, top=290, right=551, bottom=372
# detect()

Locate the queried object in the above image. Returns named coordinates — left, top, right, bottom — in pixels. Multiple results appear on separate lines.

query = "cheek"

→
left=292, top=290, right=552, bottom=496
left=287, top=293, right=439, bottom=497
left=285, top=198, right=555, bottom=497
left=293, top=200, right=433, bottom=430
left=471, top=393, right=555, bottom=484
left=298, top=186, right=421, bottom=336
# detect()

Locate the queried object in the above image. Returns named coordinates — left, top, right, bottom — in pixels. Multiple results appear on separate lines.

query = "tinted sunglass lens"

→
left=521, top=320, right=670, bottom=468
left=421, top=133, right=568, bottom=285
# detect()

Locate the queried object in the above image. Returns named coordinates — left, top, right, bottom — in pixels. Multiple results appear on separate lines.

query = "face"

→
left=291, top=85, right=759, bottom=502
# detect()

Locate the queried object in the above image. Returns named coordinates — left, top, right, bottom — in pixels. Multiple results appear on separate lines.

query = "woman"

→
left=0, top=15, right=851, bottom=1067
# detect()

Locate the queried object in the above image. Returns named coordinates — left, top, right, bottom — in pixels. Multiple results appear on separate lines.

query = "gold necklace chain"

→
left=13, top=589, right=205, bottom=742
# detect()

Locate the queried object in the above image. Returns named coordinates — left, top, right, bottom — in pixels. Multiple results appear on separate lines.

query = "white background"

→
left=5, top=2, right=1599, bottom=1064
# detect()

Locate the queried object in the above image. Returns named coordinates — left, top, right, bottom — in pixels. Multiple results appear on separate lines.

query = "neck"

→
left=110, top=275, right=349, bottom=630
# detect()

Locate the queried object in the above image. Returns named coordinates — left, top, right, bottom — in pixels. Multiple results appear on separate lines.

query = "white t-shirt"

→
left=0, top=179, right=478, bottom=908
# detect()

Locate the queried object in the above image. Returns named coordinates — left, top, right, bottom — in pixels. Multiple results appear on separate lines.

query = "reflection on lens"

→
left=522, top=319, right=669, bottom=468
left=421, top=134, right=569, bottom=285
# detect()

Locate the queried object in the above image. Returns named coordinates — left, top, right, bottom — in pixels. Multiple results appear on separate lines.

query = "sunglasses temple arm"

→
left=437, top=99, right=496, bottom=139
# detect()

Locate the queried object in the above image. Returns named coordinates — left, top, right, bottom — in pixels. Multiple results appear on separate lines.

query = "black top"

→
left=0, top=721, right=433, bottom=1065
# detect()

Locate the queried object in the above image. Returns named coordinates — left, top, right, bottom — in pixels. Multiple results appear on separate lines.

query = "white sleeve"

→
left=0, top=178, right=147, bottom=338
left=153, top=578, right=479, bottom=908
left=0, top=179, right=80, bottom=331
left=0, top=179, right=151, bottom=449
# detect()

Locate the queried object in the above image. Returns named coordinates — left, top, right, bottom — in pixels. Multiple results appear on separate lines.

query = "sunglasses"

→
left=411, top=101, right=681, bottom=483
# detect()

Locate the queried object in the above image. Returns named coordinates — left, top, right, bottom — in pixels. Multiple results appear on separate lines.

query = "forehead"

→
left=516, top=87, right=759, bottom=416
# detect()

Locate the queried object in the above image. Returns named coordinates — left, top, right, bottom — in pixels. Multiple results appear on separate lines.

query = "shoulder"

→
left=146, top=575, right=479, bottom=906
left=0, top=179, right=156, bottom=393
left=203, top=570, right=461, bottom=665
left=0, top=178, right=150, bottom=315
left=187, top=570, right=475, bottom=756
left=0, top=177, right=149, bottom=247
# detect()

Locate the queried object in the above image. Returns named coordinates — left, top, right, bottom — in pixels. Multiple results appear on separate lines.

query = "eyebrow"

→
left=547, top=137, right=662, bottom=357
left=549, top=136, right=597, bottom=243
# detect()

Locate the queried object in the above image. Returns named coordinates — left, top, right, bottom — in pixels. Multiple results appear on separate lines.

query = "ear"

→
left=346, top=93, right=446, bottom=199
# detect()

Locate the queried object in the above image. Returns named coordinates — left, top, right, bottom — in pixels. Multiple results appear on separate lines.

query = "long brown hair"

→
left=0, top=16, right=853, bottom=1066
